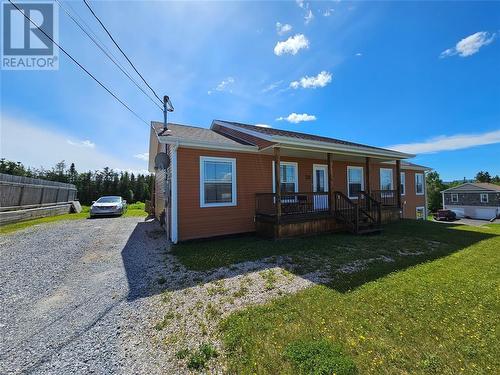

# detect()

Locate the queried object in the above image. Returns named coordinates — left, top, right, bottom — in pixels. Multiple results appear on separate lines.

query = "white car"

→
left=90, top=196, right=127, bottom=218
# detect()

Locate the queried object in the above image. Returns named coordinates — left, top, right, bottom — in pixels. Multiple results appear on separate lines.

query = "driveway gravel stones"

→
left=0, top=217, right=169, bottom=374
left=0, top=217, right=334, bottom=374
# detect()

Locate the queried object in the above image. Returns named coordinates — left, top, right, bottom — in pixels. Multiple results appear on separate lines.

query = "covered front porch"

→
left=254, top=146, right=404, bottom=239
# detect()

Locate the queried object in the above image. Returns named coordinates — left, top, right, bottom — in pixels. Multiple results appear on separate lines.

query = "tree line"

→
left=0, top=159, right=153, bottom=206
left=426, top=170, right=500, bottom=213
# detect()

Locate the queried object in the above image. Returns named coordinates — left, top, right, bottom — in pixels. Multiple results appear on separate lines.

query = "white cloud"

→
left=276, top=22, right=292, bottom=36
left=304, top=9, right=314, bottom=24
left=255, top=124, right=271, bottom=128
left=323, top=9, right=334, bottom=17
left=355, top=52, right=363, bottom=57
left=276, top=113, right=317, bottom=123
left=1, top=113, right=148, bottom=172
left=274, top=34, right=309, bottom=56
left=387, top=130, right=500, bottom=154
left=208, top=77, right=235, bottom=94
left=262, top=80, right=283, bottom=93
left=440, top=31, right=495, bottom=58
left=296, top=0, right=305, bottom=9
left=134, top=152, right=149, bottom=161
left=67, top=139, right=95, bottom=148
left=290, top=71, right=332, bottom=89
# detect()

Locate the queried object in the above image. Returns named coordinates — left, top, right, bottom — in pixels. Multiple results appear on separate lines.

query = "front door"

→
left=313, top=164, right=328, bottom=210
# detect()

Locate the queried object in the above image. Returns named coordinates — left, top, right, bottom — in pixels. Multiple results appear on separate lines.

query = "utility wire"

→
left=55, top=0, right=163, bottom=110
left=7, top=0, right=150, bottom=126
left=83, top=0, right=163, bottom=105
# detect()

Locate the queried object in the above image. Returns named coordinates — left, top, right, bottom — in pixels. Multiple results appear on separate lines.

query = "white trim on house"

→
left=272, top=161, right=299, bottom=193
left=400, top=172, right=406, bottom=196
left=347, top=166, right=364, bottom=199
left=157, top=137, right=258, bottom=153
left=199, top=156, right=237, bottom=208
left=415, top=173, right=425, bottom=196
left=379, top=168, right=394, bottom=190
left=171, top=144, right=178, bottom=244
left=480, top=193, right=489, bottom=203
left=451, top=193, right=458, bottom=203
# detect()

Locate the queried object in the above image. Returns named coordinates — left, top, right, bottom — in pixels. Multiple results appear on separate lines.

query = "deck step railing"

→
left=256, top=190, right=385, bottom=234
left=370, top=190, right=398, bottom=207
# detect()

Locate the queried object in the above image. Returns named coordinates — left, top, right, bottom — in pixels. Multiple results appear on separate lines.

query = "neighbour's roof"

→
left=151, top=121, right=253, bottom=147
left=442, top=182, right=500, bottom=193
left=214, top=120, right=401, bottom=154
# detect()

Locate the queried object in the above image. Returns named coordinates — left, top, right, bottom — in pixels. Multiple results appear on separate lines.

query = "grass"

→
left=0, top=202, right=148, bottom=235
left=219, top=222, right=500, bottom=374
left=176, top=343, right=219, bottom=370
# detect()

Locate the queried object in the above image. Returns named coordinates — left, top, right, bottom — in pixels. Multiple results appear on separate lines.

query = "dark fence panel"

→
left=0, top=173, right=77, bottom=210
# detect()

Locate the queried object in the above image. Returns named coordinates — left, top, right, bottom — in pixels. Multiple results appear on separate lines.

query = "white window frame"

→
left=400, top=172, right=405, bottom=196
left=272, top=161, right=299, bottom=193
left=451, top=193, right=458, bottom=203
left=415, top=173, right=425, bottom=195
left=199, top=156, right=237, bottom=208
left=347, top=166, right=364, bottom=199
left=379, top=168, right=394, bottom=190
left=416, top=206, right=425, bottom=220
left=480, top=193, right=488, bottom=203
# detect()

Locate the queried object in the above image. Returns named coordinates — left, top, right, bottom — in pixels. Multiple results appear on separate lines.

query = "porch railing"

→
left=369, top=190, right=398, bottom=207
left=255, top=192, right=330, bottom=217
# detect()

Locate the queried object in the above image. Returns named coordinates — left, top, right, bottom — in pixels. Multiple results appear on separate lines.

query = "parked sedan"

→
left=433, top=209, right=457, bottom=222
left=90, top=196, right=127, bottom=218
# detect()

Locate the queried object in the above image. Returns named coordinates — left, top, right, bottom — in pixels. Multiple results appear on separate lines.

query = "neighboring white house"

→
left=442, top=183, right=500, bottom=220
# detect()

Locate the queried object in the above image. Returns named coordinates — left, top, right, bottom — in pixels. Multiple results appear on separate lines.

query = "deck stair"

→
left=334, top=191, right=382, bottom=235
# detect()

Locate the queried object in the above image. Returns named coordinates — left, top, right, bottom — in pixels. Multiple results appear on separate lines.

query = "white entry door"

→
left=313, top=164, right=328, bottom=210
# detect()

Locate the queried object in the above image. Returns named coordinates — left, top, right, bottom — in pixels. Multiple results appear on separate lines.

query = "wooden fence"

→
left=0, top=173, right=77, bottom=211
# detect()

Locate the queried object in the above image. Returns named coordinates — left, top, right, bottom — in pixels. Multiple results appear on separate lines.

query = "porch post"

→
left=327, top=153, right=334, bottom=215
left=365, top=157, right=371, bottom=195
left=274, top=147, right=281, bottom=222
left=396, top=159, right=402, bottom=209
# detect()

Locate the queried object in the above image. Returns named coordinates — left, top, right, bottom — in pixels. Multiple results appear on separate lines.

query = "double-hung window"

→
left=415, top=173, right=424, bottom=195
left=273, top=162, right=298, bottom=202
left=451, top=193, right=458, bottom=203
left=400, top=172, right=406, bottom=196
left=347, top=166, right=364, bottom=199
left=380, top=168, right=394, bottom=191
left=200, top=156, right=236, bottom=207
left=480, top=193, right=488, bottom=203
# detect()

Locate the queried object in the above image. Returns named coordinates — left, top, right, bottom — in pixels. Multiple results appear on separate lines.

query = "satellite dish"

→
left=154, top=152, right=170, bottom=170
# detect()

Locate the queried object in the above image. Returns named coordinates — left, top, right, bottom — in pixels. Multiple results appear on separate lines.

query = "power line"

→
left=83, top=0, right=163, bottom=105
left=7, top=0, right=150, bottom=126
left=55, top=0, right=163, bottom=111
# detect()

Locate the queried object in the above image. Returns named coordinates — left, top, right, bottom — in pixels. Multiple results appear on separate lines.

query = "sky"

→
left=1, top=0, right=499, bottom=180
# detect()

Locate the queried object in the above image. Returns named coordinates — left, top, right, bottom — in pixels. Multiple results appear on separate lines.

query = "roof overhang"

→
left=212, top=120, right=414, bottom=160
left=156, top=134, right=258, bottom=153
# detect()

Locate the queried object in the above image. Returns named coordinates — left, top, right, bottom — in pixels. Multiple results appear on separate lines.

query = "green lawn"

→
left=0, top=202, right=148, bottom=235
left=218, top=222, right=500, bottom=374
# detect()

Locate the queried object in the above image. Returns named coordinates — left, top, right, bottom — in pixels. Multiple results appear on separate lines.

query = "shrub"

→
left=284, top=339, right=357, bottom=375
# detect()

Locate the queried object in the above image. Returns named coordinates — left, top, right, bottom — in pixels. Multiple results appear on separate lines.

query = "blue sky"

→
left=1, top=0, right=499, bottom=180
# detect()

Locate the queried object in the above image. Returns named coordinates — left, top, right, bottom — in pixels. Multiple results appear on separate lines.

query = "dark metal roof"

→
left=215, top=120, right=401, bottom=153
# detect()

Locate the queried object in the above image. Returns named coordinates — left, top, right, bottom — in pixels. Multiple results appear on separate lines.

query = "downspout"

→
left=171, top=142, right=179, bottom=244
left=424, top=171, right=429, bottom=219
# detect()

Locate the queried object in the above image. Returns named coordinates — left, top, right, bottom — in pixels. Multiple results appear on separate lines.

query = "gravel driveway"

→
left=0, top=217, right=170, bottom=374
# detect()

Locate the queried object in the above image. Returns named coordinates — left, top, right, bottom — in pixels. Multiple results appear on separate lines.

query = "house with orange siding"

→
left=148, top=120, right=430, bottom=243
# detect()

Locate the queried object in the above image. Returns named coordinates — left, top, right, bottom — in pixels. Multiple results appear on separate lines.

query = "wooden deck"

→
left=255, top=191, right=400, bottom=239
